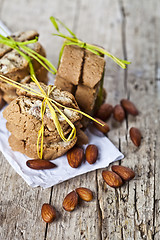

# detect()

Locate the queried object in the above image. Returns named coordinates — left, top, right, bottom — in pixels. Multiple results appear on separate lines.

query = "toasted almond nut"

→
left=0, top=94, right=6, bottom=110
left=67, top=147, right=84, bottom=168
left=85, top=144, right=98, bottom=164
left=26, top=159, right=56, bottom=170
left=112, top=165, right=135, bottom=181
left=76, top=187, right=93, bottom=202
left=129, top=127, right=142, bottom=147
left=41, top=203, right=56, bottom=223
left=120, top=99, right=138, bottom=116
left=93, top=118, right=110, bottom=134
left=96, top=103, right=113, bottom=121
left=113, top=104, right=125, bottom=122
left=102, top=170, right=123, bottom=188
left=63, top=190, right=78, bottom=212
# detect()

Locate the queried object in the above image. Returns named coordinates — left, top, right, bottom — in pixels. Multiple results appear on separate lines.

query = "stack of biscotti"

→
left=0, top=30, right=48, bottom=103
left=54, top=44, right=105, bottom=127
left=3, top=82, right=82, bottom=160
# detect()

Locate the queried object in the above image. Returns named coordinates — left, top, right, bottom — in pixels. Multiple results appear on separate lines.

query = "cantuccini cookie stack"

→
left=0, top=31, right=48, bottom=103
left=3, top=82, right=83, bottom=159
left=54, top=45, right=106, bottom=128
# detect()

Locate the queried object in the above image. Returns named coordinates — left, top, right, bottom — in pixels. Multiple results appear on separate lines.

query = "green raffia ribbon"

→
left=50, top=16, right=131, bottom=69
left=0, top=28, right=57, bottom=76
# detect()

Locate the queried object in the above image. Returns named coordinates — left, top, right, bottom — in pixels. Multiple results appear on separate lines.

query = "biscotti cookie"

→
left=2, top=91, right=17, bottom=103
left=3, top=96, right=81, bottom=138
left=3, top=83, right=82, bottom=159
left=0, top=31, right=48, bottom=103
left=54, top=44, right=106, bottom=128
left=0, top=42, right=46, bottom=80
left=54, top=75, right=76, bottom=95
left=16, top=82, right=79, bottom=109
left=0, top=90, right=6, bottom=110
left=6, top=120, right=72, bottom=144
left=57, top=44, right=84, bottom=85
left=0, top=30, right=39, bottom=58
left=9, top=134, right=77, bottom=160
left=75, top=83, right=100, bottom=113
left=82, top=49, right=105, bottom=88
left=0, top=65, right=48, bottom=91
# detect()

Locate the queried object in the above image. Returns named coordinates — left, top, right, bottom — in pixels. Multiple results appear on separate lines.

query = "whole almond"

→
left=63, top=191, right=78, bottom=211
left=129, top=127, right=142, bottom=147
left=41, top=203, right=56, bottom=223
left=67, top=147, right=84, bottom=168
left=112, top=165, right=135, bottom=181
left=93, top=118, right=110, bottom=134
left=113, top=105, right=125, bottom=122
left=102, top=170, right=123, bottom=188
left=121, top=99, right=138, bottom=116
left=85, top=144, right=98, bottom=164
left=26, top=159, right=57, bottom=170
left=76, top=187, right=93, bottom=202
left=96, top=103, right=113, bottom=121
left=0, top=94, right=6, bottom=110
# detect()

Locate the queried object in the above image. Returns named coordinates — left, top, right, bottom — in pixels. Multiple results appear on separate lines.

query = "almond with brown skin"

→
left=120, top=99, right=138, bottom=116
left=129, top=127, right=142, bottom=147
left=85, top=144, right=98, bottom=164
left=26, top=159, right=57, bottom=170
left=93, top=118, right=110, bottom=134
left=113, top=104, right=125, bottom=122
left=76, top=187, right=93, bottom=202
left=63, top=191, right=78, bottom=211
left=67, top=147, right=84, bottom=168
left=102, top=170, right=123, bottom=188
left=96, top=103, right=113, bottom=121
left=41, top=203, right=56, bottom=223
left=112, top=165, right=135, bottom=181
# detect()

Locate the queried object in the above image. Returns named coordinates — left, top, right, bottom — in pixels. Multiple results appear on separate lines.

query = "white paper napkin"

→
left=0, top=21, right=124, bottom=188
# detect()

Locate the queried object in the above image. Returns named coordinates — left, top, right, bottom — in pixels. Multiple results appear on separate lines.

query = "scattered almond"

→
left=76, top=187, right=93, bottom=202
left=63, top=191, right=78, bottom=212
left=93, top=118, right=110, bottom=134
left=41, top=203, right=56, bottom=223
left=129, top=127, right=142, bottom=147
left=102, top=170, right=123, bottom=188
left=96, top=103, right=113, bottom=121
left=85, top=144, right=98, bottom=164
left=67, top=147, right=84, bottom=168
left=120, top=99, right=138, bottom=116
left=26, top=159, right=56, bottom=170
left=112, top=165, right=135, bottom=181
left=113, top=104, right=125, bottom=122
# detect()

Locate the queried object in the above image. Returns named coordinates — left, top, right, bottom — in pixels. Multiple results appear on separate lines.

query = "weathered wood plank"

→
left=0, top=152, right=51, bottom=240
left=106, top=0, right=160, bottom=239
left=0, top=0, right=160, bottom=240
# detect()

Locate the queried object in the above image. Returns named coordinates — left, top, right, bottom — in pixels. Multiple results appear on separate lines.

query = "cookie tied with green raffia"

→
left=0, top=30, right=50, bottom=103
left=51, top=17, right=130, bottom=128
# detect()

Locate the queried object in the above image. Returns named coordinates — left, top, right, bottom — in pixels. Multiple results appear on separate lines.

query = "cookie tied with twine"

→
left=0, top=74, right=105, bottom=159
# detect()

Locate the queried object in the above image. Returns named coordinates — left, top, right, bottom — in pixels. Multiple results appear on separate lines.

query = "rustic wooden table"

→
left=0, top=0, right=160, bottom=239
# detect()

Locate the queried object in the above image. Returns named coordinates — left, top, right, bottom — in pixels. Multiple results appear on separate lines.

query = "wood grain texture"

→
left=0, top=0, right=160, bottom=239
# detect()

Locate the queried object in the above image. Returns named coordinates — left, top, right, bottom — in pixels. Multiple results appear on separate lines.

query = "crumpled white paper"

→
left=0, top=20, right=124, bottom=188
